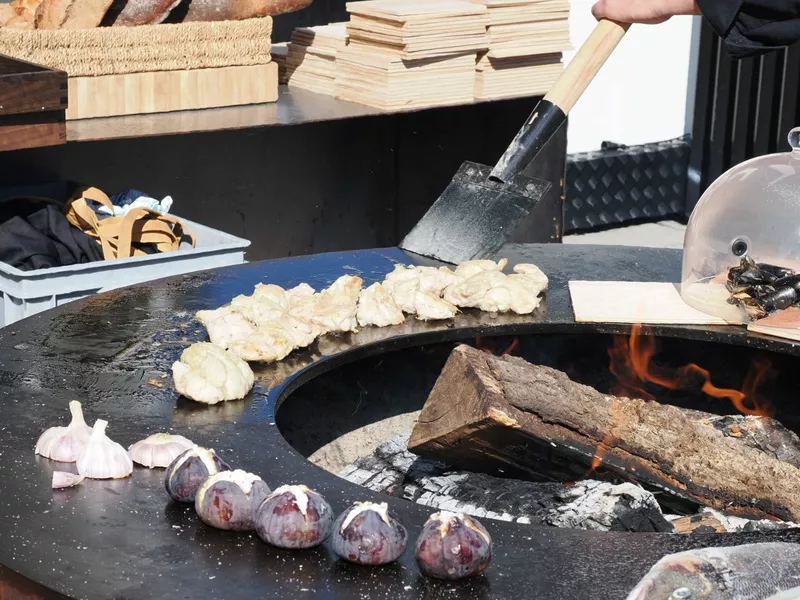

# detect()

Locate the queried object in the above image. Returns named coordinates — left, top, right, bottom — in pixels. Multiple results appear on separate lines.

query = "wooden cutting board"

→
left=66, top=63, right=277, bottom=120
left=568, top=281, right=731, bottom=325
left=747, top=307, right=800, bottom=341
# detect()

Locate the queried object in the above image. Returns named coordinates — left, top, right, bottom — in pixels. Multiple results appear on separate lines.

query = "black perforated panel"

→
left=564, top=136, right=690, bottom=233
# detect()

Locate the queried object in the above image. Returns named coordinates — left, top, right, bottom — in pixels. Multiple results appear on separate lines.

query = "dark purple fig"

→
left=255, top=484, right=333, bottom=549
left=195, top=470, right=270, bottom=531
left=331, top=501, right=407, bottom=565
left=415, top=511, right=492, bottom=580
left=164, top=446, right=230, bottom=503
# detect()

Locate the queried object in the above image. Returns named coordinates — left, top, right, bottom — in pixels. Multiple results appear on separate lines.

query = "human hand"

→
left=591, top=0, right=701, bottom=24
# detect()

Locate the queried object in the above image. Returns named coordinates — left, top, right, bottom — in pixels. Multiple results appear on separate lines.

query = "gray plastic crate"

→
left=0, top=216, right=250, bottom=328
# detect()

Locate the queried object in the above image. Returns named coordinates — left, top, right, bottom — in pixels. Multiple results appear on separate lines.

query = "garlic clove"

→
left=128, top=433, right=196, bottom=469
left=52, top=471, right=85, bottom=489
left=35, top=401, right=93, bottom=463
left=76, top=420, right=133, bottom=479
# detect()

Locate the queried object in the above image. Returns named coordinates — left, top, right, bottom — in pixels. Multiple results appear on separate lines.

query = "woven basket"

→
left=0, top=18, right=273, bottom=77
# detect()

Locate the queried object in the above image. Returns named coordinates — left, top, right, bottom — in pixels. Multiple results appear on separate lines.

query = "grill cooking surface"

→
left=1, top=244, right=799, bottom=600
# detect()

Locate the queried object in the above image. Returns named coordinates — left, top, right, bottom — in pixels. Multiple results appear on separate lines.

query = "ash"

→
left=338, top=435, right=673, bottom=533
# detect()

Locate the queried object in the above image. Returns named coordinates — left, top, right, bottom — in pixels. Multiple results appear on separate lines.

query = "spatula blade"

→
left=399, top=161, right=550, bottom=264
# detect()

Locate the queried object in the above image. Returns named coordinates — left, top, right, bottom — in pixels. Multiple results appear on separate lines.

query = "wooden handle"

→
left=544, top=19, right=630, bottom=114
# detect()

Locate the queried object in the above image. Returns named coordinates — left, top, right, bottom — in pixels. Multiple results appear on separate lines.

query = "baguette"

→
left=60, top=0, right=115, bottom=28
left=34, top=0, right=70, bottom=28
left=4, top=13, right=35, bottom=27
left=183, top=0, right=310, bottom=21
left=112, top=0, right=183, bottom=25
left=0, top=3, right=14, bottom=25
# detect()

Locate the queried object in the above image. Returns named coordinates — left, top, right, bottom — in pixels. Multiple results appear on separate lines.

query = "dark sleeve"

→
left=696, top=0, right=800, bottom=59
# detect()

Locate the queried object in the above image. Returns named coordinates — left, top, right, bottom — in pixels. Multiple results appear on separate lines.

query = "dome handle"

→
left=790, top=127, right=800, bottom=151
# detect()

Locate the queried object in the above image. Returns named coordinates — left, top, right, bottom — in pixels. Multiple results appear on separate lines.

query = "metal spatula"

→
left=400, top=19, right=630, bottom=264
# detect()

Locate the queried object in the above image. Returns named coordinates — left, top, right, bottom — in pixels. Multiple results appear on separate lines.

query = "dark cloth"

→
left=110, top=189, right=149, bottom=209
left=0, top=197, right=103, bottom=271
left=697, top=0, right=800, bottom=59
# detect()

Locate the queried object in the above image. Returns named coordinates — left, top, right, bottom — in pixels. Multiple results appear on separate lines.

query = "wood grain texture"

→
left=66, top=63, right=278, bottom=120
left=0, top=55, right=67, bottom=115
left=408, top=344, right=800, bottom=521
left=0, top=111, right=66, bottom=151
left=543, top=19, right=628, bottom=113
left=568, top=280, right=732, bottom=325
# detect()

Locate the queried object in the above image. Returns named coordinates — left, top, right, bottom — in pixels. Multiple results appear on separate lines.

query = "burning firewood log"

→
left=408, top=344, right=800, bottom=521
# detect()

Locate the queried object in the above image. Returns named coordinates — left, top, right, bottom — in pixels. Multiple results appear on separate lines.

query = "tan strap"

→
left=65, top=188, right=195, bottom=260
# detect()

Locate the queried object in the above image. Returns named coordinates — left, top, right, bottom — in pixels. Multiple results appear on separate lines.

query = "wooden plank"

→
left=568, top=280, right=731, bottom=325
left=0, top=111, right=66, bottom=152
left=0, top=55, right=67, bottom=116
left=66, top=63, right=278, bottom=120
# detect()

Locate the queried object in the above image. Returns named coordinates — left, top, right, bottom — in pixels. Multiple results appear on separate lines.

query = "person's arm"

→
left=592, top=0, right=800, bottom=59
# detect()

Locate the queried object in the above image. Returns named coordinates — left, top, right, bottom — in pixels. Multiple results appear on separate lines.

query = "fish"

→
left=626, top=543, right=800, bottom=600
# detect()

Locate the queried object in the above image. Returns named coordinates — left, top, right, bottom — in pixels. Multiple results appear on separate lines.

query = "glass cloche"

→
left=681, top=127, right=800, bottom=322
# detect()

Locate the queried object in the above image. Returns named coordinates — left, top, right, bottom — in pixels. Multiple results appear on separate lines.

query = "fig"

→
left=255, top=484, right=333, bottom=549
left=164, top=446, right=230, bottom=503
left=331, top=501, right=407, bottom=565
left=415, top=511, right=492, bottom=580
left=195, top=470, right=270, bottom=531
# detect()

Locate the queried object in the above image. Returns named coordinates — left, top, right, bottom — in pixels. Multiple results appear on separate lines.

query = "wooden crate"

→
left=0, top=54, right=67, bottom=151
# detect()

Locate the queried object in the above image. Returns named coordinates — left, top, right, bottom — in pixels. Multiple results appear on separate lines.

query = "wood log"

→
left=408, top=344, right=800, bottom=521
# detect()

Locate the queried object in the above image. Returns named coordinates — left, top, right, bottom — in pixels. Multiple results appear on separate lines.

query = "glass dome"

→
left=681, top=127, right=800, bottom=323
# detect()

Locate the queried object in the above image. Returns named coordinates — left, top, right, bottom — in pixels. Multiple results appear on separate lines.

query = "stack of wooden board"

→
left=336, top=51, right=476, bottom=109
left=345, top=0, right=489, bottom=59
left=271, top=42, right=289, bottom=84
left=335, top=0, right=486, bottom=109
left=284, top=23, right=349, bottom=95
left=475, top=52, right=562, bottom=100
left=476, top=0, right=570, bottom=58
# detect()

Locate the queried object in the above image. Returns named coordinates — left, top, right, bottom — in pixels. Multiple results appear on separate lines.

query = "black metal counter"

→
left=1, top=244, right=799, bottom=600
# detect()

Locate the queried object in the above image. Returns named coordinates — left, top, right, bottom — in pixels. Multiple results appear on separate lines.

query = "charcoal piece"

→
left=339, top=435, right=672, bottom=533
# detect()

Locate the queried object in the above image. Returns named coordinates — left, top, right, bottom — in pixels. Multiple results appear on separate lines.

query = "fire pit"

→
left=281, top=330, right=800, bottom=534
left=1, top=244, right=799, bottom=600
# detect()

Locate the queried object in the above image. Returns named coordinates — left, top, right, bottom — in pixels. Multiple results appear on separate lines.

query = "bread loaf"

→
left=4, top=13, right=35, bottom=27
left=34, top=0, right=70, bottom=28
left=0, top=3, right=14, bottom=25
left=112, top=0, right=183, bottom=25
left=183, top=0, right=310, bottom=21
left=47, top=0, right=113, bottom=29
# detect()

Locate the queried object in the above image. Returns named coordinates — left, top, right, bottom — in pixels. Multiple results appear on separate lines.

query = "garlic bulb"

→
left=35, top=401, right=93, bottom=462
left=128, top=433, right=196, bottom=469
left=172, top=342, right=255, bottom=405
left=52, top=471, right=85, bottom=489
left=76, top=420, right=133, bottom=479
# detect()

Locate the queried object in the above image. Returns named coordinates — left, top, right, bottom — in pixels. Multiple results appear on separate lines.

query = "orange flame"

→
left=475, top=336, right=519, bottom=357
left=609, top=324, right=776, bottom=417
left=591, top=324, right=777, bottom=474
